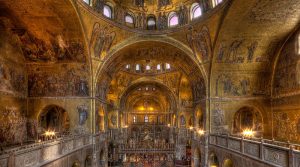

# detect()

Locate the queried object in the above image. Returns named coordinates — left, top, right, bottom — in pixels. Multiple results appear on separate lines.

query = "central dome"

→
left=114, top=0, right=194, bottom=13
left=82, top=0, right=224, bottom=31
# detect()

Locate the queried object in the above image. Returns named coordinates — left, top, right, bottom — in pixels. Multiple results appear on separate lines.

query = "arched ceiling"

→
left=0, top=0, right=82, bottom=43
left=96, top=41, right=206, bottom=103
left=120, top=82, right=174, bottom=113
left=0, top=0, right=88, bottom=63
left=0, top=0, right=92, bottom=98
left=99, top=41, right=203, bottom=79
left=211, top=0, right=300, bottom=98
left=113, top=0, right=197, bottom=14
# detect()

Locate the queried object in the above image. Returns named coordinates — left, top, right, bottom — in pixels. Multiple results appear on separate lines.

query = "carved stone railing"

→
left=0, top=134, right=93, bottom=167
left=209, top=134, right=300, bottom=167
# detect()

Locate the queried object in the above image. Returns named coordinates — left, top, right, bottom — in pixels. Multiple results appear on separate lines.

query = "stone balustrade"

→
left=209, top=134, right=300, bottom=167
left=0, top=134, right=93, bottom=167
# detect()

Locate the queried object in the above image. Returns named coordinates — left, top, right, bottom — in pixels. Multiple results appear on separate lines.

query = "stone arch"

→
left=223, top=158, right=233, bottom=167
left=119, top=79, right=177, bottom=112
left=232, top=106, right=263, bottom=136
left=271, top=26, right=300, bottom=97
left=232, top=106, right=263, bottom=137
left=94, top=35, right=208, bottom=91
left=208, top=152, right=219, bottom=167
left=38, top=105, right=70, bottom=134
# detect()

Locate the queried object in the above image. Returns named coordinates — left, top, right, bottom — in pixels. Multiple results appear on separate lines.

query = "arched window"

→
left=147, top=16, right=156, bottom=30
left=213, top=0, right=223, bottom=7
left=165, top=63, right=171, bottom=70
left=103, top=4, right=112, bottom=18
left=157, top=64, right=161, bottom=70
left=168, top=12, right=179, bottom=27
left=144, top=115, right=149, bottom=123
left=146, top=65, right=151, bottom=71
left=136, top=64, right=141, bottom=71
left=125, top=64, right=130, bottom=70
left=133, top=116, right=137, bottom=123
left=125, top=14, right=134, bottom=24
left=191, top=3, right=202, bottom=20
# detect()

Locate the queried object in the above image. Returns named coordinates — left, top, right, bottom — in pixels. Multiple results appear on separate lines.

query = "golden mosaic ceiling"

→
left=115, top=0, right=196, bottom=13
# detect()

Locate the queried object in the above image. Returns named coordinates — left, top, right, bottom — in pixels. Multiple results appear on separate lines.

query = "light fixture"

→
left=44, top=130, right=55, bottom=136
left=197, top=129, right=205, bottom=135
left=43, top=130, right=56, bottom=140
left=138, top=106, right=145, bottom=111
left=189, top=126, right=193, bottom=130
left=167, top=124, right=171, bottom=127
left=242, top=129, right=254, bottom=137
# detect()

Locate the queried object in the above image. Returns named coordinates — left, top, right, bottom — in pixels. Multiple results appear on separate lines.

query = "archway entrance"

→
left=208, top=153, right=219, bottom=167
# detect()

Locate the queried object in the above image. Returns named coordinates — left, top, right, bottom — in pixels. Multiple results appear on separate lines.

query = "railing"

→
left=0, top=133, right=92, bottom=155
left=209, top=134, right=300, bottom=167
left=0, top=134, right=93, bottom=167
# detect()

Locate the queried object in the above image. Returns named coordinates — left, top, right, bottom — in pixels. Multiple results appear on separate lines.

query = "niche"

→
left=232, top=107, right=263, bottom=137
left=39, top=105, right=70, bottom=134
